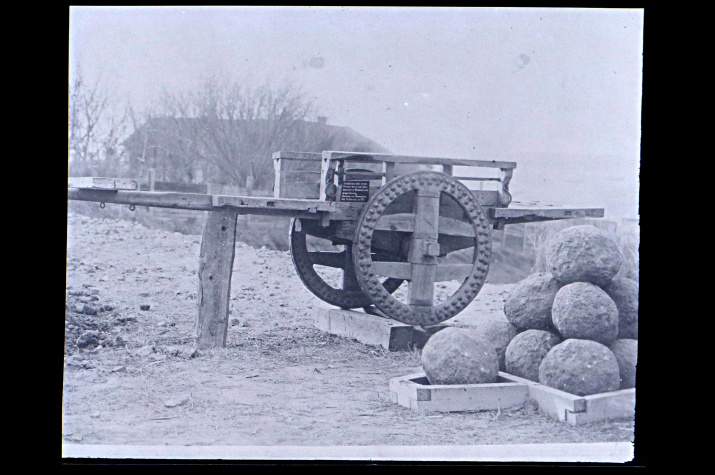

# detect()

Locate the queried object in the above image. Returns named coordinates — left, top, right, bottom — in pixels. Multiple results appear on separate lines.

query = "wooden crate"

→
left=390, top=372, right=529, bottom=413
left=390, top=371, right=636, bottom=426
left=273, top=152, right=322, bottom=199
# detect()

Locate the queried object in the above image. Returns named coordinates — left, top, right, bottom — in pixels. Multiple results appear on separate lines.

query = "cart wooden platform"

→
left=68, top=150, right=604, bottom=348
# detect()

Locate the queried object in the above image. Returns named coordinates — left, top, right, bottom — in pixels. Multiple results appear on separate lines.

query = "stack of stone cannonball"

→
left=503, top=225, right=638, bottom=396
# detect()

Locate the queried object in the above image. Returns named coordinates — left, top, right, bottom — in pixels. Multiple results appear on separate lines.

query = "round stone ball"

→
left=505, top=329, right=562, bottom=382
left=602, top=277, right=639, bottom=339
left=503, top=272, right=561, bottom=331
left=545, top=225, right=623, bottom=287
left=552, top=282, right=619, bottom=345
left=455, top=319, right=518, bottom=372
left=538, top=339, right=621, bottom=396
left=421, top=327, right=499, bottom=385
left=608, top=339, right=638, bottom=389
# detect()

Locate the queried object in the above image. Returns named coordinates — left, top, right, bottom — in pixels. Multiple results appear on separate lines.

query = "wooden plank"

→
left=195, top=209, right=239, bottom=349
left=565, top=389, right=636, bottom=426
left=491, top=207, right=605, bottom=220
left=273, top=151, right=323, bottom=161
left=273, top=156, right=282, bottom=199
left=499, top=372, right=586, bottom=421
left=69, top=177, right=139, bottom=191
left=324, top=151, right=517, bottom=170
left=69, top=188, right=215, bottom=210
left=314, top=310, right=440, bottom=351
left=452, top=176, right=502, bottom=181
left=416, top=384, right=529, bottom=412
left=317, top=309, right=415, bottom=351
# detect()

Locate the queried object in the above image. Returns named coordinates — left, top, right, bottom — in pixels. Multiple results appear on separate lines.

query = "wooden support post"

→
left=147, top=168, right=156, bottom=213
left=196, top=209, right=239, bottom=349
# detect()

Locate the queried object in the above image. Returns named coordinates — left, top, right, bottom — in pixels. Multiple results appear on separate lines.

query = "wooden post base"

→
left=196, top=209, right=239, bottom=349
left=312, top=309, right=446, bottom=351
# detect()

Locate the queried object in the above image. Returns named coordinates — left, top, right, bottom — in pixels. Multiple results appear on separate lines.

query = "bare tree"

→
left=68, top=67, right=130, bottom=177
left=139, top=76, right=352, bottom=188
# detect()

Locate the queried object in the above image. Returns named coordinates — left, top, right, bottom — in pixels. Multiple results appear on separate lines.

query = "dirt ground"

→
left=63, top=211, right=635, bottom=451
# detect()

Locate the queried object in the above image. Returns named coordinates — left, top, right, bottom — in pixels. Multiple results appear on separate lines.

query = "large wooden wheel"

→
left=352, top=171, right=492, bottom=325
left=290, top=218, right=403, bottom=309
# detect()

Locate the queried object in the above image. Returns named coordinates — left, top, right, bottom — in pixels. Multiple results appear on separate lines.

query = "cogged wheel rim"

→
left=290, top=218, right=403, bottom=309
left=352, top=171, right=492, bottom=325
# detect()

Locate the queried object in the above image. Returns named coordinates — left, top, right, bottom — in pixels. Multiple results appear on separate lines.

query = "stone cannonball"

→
left=545, top=225, right=623, bottom=287
left=503, top=272, right=561, bottom=332
left=552, top=282, right=619, bottom=345
left=538, top=339, right=621, bottom=396
left=602, top=277, right=639, bottom=339
left=505, top=329, right=562, bottom=382
left=455, top=319, right=518, bottom=372
left=608, top=339, right=638, bottom=389
left=421, top=327, right=499, bottom=385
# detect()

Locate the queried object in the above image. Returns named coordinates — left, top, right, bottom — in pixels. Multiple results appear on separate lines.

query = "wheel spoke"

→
left=374, top=214, right=475, bottom=237
left=372, top=261, right=412, bottom=280
left=438, top=217, right=475, bottom=237
left=407, top=264, right=437, bottom=306
left=308, top=250, right=347, bottom=268
left=374, top=213, right=415, bottom=232
left=434, top=263, right=473, bottom=282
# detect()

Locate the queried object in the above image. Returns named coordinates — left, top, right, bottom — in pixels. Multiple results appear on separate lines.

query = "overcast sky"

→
left=69, top=6, right=643, bottom=220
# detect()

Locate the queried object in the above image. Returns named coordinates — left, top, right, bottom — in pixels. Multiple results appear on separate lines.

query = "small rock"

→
left=90, top=411, right=101, bottom=418
left=135, top=345, right=155, bottom=357
left=182, top=348, right=199, bottom=359
left=89, top=289, right=100, bottom=295
left=139, top=292, right=151, bottom=298
left=230, top=318, right=241, bottom=326
left=82, top=304, right=98, bottom=316
left=164, top=397, right=189, bottom=408
left=110, top=365, right=127, bottom=373
left=139, top=304, right=151, bottom=311
left=99, top=305, right=114, bottom=312
left=76, top=331, right=100, bottom=349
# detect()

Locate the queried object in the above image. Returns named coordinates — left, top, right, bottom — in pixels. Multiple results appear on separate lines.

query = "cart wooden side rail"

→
left=67, top=151, right=604, bottom=349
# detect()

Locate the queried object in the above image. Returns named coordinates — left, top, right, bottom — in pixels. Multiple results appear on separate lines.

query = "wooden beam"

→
left=68, top=188, right=214, bottom=210
left=324, top=151, right=517, bottom=170
left=196, top=209, right=239, bottom=349
left=68, top=177, right=139, bottom=191
left=490, top=206, right=605, bottom=220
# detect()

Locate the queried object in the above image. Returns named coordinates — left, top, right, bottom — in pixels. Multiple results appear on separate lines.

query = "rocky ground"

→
left=63, top=212, right=635, bottom=450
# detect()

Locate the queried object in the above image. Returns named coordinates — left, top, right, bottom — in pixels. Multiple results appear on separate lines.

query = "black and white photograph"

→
left=64, top=6, right=643, bottom=463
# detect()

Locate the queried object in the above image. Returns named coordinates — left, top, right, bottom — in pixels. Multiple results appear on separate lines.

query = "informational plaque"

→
left=339, top=180, right=370, bottom=202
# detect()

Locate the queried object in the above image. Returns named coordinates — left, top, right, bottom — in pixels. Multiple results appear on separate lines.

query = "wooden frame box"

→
left=390, top=372, right=529, bottom=413
left=390, top=371, right=636, bottom=426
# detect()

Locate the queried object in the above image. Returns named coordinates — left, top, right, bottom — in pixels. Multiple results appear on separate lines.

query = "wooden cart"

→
left=68, top=150, right=604, bottom=347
